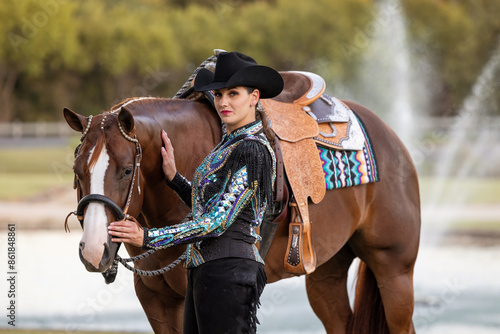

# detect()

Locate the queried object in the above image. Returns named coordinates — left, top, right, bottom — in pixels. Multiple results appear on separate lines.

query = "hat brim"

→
left=194, top=66, right=284, bottom=99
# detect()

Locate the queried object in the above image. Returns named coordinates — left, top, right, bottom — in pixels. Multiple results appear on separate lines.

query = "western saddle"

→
left=262, top=71, right=331, bottom=275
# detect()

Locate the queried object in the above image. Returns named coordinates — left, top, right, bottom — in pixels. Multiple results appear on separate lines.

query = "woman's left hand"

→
left=161, top=130, right=177, bottom=181
left=108, top=220, right=144, bottom=248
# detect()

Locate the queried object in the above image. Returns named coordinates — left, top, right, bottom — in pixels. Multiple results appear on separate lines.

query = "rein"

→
left=114, top=249, right=186, bottom=277
left=65, top=108, right=185, bottom=281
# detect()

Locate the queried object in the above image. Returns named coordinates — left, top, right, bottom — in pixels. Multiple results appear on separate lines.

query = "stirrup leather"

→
left=284, top=198, right=316, bottom=275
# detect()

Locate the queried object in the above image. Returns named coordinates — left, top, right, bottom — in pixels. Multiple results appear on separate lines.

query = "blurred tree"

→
left=70, top=0, right=182, bottom=106
left=0, top=0, right=499, bottom=121
left=403, top=0, right=500, bottom=115
left=0, top=0, right=80, bottom=121
left=223, top=0, right=373, bottom=81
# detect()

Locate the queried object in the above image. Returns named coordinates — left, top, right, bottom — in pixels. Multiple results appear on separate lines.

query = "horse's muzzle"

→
left=79, top=241, right=117, bottom=272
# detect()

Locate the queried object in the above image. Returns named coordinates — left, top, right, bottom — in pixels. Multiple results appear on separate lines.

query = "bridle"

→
left=65, top=109, right=185, bottom=283
left=65, top=112, right=142, bottom=230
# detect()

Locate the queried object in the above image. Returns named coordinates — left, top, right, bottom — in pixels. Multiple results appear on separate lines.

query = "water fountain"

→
left=338, top=0, right=500, bottom=332
left=337, top=0, right=434, bottom=153
left=412, top=37, right=500, bottom=333
left=423, top=38, right=500, bottom=243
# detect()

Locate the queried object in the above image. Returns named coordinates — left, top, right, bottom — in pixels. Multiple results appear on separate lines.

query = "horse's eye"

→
left=124, top=168, right=132, bottom=176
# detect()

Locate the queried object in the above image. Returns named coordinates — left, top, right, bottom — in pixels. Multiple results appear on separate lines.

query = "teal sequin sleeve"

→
left=145, top=166, right=257, bottom=249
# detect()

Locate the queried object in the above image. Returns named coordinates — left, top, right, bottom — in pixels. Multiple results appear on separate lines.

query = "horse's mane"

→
left=108, top=95, right=211, bottom=117
left=109, top=97, right=167, bottom=113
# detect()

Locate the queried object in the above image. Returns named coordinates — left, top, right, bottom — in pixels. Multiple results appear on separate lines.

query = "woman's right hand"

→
left=161, top=130, right=177, bottom=181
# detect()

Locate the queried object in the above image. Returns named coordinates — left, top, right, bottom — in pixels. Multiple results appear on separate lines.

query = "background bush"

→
left=1, top=0, right=499, bottom=121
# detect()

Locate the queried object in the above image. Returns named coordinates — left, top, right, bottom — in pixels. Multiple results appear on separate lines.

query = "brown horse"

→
left=64, top=96, right=420, bottom=334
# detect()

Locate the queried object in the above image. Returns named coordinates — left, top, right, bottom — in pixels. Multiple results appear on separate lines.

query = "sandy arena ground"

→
left=0, top=186, right=77, bottom=230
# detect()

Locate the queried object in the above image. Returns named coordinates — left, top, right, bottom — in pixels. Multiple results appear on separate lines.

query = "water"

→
left=5, top=231, right=149, bottom=332
left=1, top=231, right=499, bottom=333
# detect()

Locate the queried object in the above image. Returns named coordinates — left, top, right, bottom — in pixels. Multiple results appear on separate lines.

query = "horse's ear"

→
left=63, top=108, right=88, bottom=133
left=118, top=107, right=135, bottom=133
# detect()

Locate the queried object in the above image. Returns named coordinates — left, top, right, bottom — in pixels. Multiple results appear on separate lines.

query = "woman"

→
left=108, top=51, right=284, bottom=333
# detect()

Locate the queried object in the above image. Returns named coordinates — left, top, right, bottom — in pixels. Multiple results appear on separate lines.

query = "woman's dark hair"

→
left=245, top=87, right=276, bottom=148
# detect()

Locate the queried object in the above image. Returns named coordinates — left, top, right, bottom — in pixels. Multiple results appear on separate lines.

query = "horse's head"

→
left=64, top=106, right=144, bottom=273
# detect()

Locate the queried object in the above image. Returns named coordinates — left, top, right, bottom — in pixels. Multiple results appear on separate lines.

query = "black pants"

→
left=183, top=258, right=267, bottom=334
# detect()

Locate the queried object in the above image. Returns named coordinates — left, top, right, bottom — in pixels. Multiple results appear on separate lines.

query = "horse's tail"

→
left=347, top=260, right=389, bottom=334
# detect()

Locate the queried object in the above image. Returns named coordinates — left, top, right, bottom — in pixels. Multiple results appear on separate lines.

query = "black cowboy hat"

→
left=193, top=51, right=284, bottom=99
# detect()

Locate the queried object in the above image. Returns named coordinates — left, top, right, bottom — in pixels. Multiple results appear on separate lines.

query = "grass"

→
left=0, top=145, right=75, bottom=200
left=0, top=173, right=73, bottom=200
left=0, top=145, right=76, bottom=174
left=450, top=220, right=500, bottom=230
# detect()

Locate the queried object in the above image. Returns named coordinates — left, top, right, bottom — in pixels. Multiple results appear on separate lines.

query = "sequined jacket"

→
left=143, top=120, right=276, bottom=268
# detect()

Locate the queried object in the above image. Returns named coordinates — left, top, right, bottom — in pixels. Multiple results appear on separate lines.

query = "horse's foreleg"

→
left=305, top=245, right=356, bottom=334
left=134, top=275, right=184, bottom=334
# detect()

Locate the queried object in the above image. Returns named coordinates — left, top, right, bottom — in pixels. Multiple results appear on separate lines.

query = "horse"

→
left=64, top=94, right=420, bottom=334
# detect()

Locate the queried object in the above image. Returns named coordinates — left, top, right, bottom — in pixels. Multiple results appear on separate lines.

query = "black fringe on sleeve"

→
left=227, top=139, right=275, bottom=208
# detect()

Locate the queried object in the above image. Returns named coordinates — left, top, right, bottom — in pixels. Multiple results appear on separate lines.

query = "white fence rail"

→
left=0, top=122, right=75, bottom=138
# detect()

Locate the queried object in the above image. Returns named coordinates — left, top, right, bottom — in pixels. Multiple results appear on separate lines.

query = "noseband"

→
left=76, top=194, right=126, bottom=222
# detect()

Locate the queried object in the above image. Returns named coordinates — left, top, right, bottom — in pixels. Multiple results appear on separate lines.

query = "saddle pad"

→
left=318, top=114, right=379, bottom=189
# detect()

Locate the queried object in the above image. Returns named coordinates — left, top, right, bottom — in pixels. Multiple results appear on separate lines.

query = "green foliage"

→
left=0, top=0, right=80, bottom=76
left=403, top=0, right=500, bottom=114
left=225, top=0, right=372, bottom=79
left=0, top=0, right=499, bottom=121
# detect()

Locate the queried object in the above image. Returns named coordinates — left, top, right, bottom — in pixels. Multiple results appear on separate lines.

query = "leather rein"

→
left=64, top=113, right=185, bottom=282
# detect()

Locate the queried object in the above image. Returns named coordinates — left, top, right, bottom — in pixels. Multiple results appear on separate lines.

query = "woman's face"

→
left=213, top=86, right=259, bottom=133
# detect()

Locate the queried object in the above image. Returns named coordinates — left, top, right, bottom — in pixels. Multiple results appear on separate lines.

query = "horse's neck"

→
left=133, top=99, right=222, bottom=226
left=133, top=98, right=221, bottom=149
